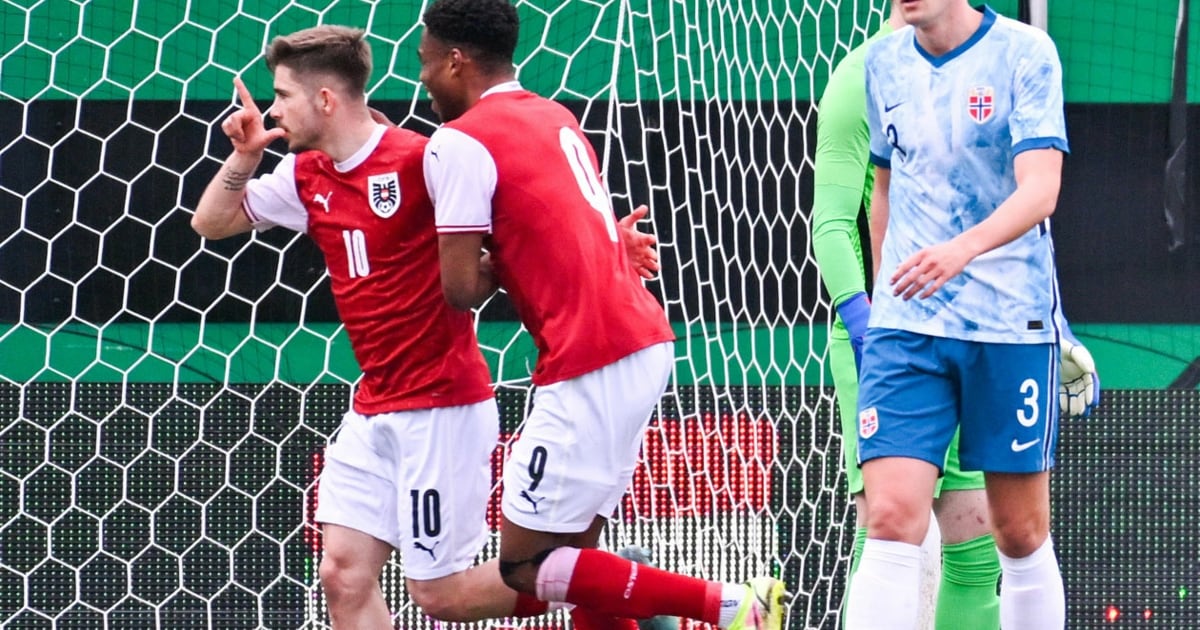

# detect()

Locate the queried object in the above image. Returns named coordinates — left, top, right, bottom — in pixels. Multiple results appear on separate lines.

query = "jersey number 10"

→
left=342, top=229, right=371, bottom=279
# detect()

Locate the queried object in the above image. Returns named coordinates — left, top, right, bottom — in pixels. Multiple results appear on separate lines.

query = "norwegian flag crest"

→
left=858, top=406, right=879, bottom=439
left=967, top=86, right=995, bottom=124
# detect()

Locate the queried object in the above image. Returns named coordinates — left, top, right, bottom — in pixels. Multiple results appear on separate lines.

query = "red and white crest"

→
left=858, top=406, right=879, bottom=439
left=967, top=86, right=995, bottom=124
left=367, top=172, right=400, bottom=218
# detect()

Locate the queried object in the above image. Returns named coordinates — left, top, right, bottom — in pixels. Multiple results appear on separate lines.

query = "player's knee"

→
left=319, top=553, right=375, bottom=606
left=865, top=495, right=930, bottom=544
left=991, top=517, right=1049, bottom=558
left=498, top=559, right=539, bottom=595
left=407, top=580, right=467, bottom=622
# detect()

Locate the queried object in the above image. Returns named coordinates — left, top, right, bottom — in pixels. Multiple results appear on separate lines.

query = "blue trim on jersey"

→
left=1013, top=136, right=1069, bottom=155
left=869, top=152, right=890, bottom=168
left=914, top=6, right=998, bottom=67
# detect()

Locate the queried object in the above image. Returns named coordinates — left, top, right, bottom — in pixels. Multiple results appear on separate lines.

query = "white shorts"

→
left=314, top=400, right=499, bottom=580
left=502, top=342, right=673, bottom=533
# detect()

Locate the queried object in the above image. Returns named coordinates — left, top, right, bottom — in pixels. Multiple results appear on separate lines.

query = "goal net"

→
left=12, top=0, right=1189, bottom=628
left=0, top=1, right=881, bottom=626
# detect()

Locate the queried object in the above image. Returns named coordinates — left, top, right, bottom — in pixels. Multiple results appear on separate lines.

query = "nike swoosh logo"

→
left=1011, top=438, right=1040, bottom=452
left=884, top=101, right=905, bottom=112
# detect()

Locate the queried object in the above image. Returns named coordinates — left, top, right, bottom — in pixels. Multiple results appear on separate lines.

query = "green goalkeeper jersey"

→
left=811, top=25, right=892, bottom=339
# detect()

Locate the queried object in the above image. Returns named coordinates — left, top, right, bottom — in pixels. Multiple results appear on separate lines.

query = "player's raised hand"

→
left=221, top=77, right=286, bottom=154
left=618, top=204, right=659, bottom=279
left=891, top=240, right=974, bottom=300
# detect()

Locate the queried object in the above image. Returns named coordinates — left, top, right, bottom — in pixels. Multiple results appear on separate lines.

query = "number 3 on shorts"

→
left=1016, top=378, right=1039, bottom=428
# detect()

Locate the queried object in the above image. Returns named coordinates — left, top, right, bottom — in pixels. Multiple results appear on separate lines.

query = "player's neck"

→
left=475, top=67, right=517, bottom=93
left=913, top=4, right=983, bottom=56
left=319, top=112, right=379, bottom=163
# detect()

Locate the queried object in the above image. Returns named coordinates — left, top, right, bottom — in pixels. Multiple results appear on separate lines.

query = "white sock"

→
left=998, top=537, right=1065, bottom=630
left=844, top=538, right=922, bottom=630
left=717, top=583, right=748, bottom=627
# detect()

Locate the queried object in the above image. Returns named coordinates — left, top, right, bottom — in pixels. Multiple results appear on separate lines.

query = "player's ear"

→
left=318, top=87, right=335, bottom=114
left=448, top=47, right=466, bottom=74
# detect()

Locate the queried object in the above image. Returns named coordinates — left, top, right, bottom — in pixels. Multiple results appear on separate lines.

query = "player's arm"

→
left=193, top=78, right=285, bottom=240
left=811, top=53, right=873, bottom=357
left=438, top=233, right=498, bottom=310
left=424, top=128, right=501, bottom=310
left=861, top=50, right=894, bottom=284
left=868, top=166, right=890, bottom=281
left=890, top=148, right=1061, bottom=300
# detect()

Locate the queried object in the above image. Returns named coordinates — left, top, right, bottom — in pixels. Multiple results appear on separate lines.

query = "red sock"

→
left=569, top=607, right=640, bottom=630
left=511, top=592, right=549, bottom=617
left=561, top=548, right=723, bottom=622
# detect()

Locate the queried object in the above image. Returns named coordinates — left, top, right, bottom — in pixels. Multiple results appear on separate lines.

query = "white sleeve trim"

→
left=243, top=153, right=307, bottom=233
left=424, top=127, right=496, bottom=234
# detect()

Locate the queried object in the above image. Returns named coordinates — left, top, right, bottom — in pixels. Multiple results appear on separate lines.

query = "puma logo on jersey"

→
left=519, top=490, right=544, bottom=514
left=314, top=191, right=333, bottom=213
left=413, top=539, right=441, bottom=561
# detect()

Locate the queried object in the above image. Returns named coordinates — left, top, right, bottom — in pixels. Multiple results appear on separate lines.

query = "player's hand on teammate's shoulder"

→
left=1060, top=327, right=1100, bottom=418
left=222, top=77, right=285, bottom=154
left=618, top=205, right=660, bottom=280
left=369, top=106, right=396, bottom=127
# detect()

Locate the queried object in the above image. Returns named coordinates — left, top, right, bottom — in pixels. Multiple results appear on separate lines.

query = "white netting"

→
left=0, top=1, right=894, bottom=627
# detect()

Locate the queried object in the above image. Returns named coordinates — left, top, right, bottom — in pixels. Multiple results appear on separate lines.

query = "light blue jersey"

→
left=864, top=6, right=1068, bottom=344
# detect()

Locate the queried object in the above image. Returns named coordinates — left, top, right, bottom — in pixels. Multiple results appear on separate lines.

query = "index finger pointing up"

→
left=233, top=77, right=259, bottom=114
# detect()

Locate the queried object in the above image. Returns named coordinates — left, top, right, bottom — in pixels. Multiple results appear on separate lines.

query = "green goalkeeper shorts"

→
left=829, top=333, right=984, bottom=496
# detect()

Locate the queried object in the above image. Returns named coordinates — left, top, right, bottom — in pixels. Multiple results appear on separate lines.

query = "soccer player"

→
left=415, top=1, right=788, bottom=628
left=843, top=1, right=1076, bottom=628
left=191, top=25, right=571, bottom=627
left=811, top=3, right=999, bottom=628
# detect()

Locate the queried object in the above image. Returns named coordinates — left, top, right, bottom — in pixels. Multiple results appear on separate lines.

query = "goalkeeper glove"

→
left=1060, top=325, right=1100, bottom=417
left=836, top=292, right=871, bottom=370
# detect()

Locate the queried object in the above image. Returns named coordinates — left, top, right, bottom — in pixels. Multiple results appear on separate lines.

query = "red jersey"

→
left=243, top=125, right=493, bottom=414
left=429, top=88, right=675, bottom=385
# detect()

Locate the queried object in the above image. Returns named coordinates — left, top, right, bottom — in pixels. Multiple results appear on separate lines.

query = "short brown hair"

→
left=265, top=25, right=372, bottom=95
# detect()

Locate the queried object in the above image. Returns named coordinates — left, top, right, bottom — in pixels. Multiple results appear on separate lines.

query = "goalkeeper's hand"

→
left=835, top=292, right=870, bottom=370
left=1060, top=327, right=1100, bottom=417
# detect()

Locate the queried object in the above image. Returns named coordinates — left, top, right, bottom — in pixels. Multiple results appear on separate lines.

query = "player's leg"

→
left=916, top=515, right=942, bottom=630
left=985, top=472, right=1061, bottom=629
left=932, top=436, right=999, bottom=630
left=319, top=524, right=395, bottom=627
left=381, top=400, right=557, bottom=622
left=405, top=558, right=553, bottom=621
left=829, top=333, right=869, bottom=574
left=315, top=411, right=405, bottom=627
left=959, top=341, right=1063, bottom=630
left=845, top=329, right=957, bottom=630
left=498, top=342, right=786, bottom=628
left=616, top=546, right=682, bottom=630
